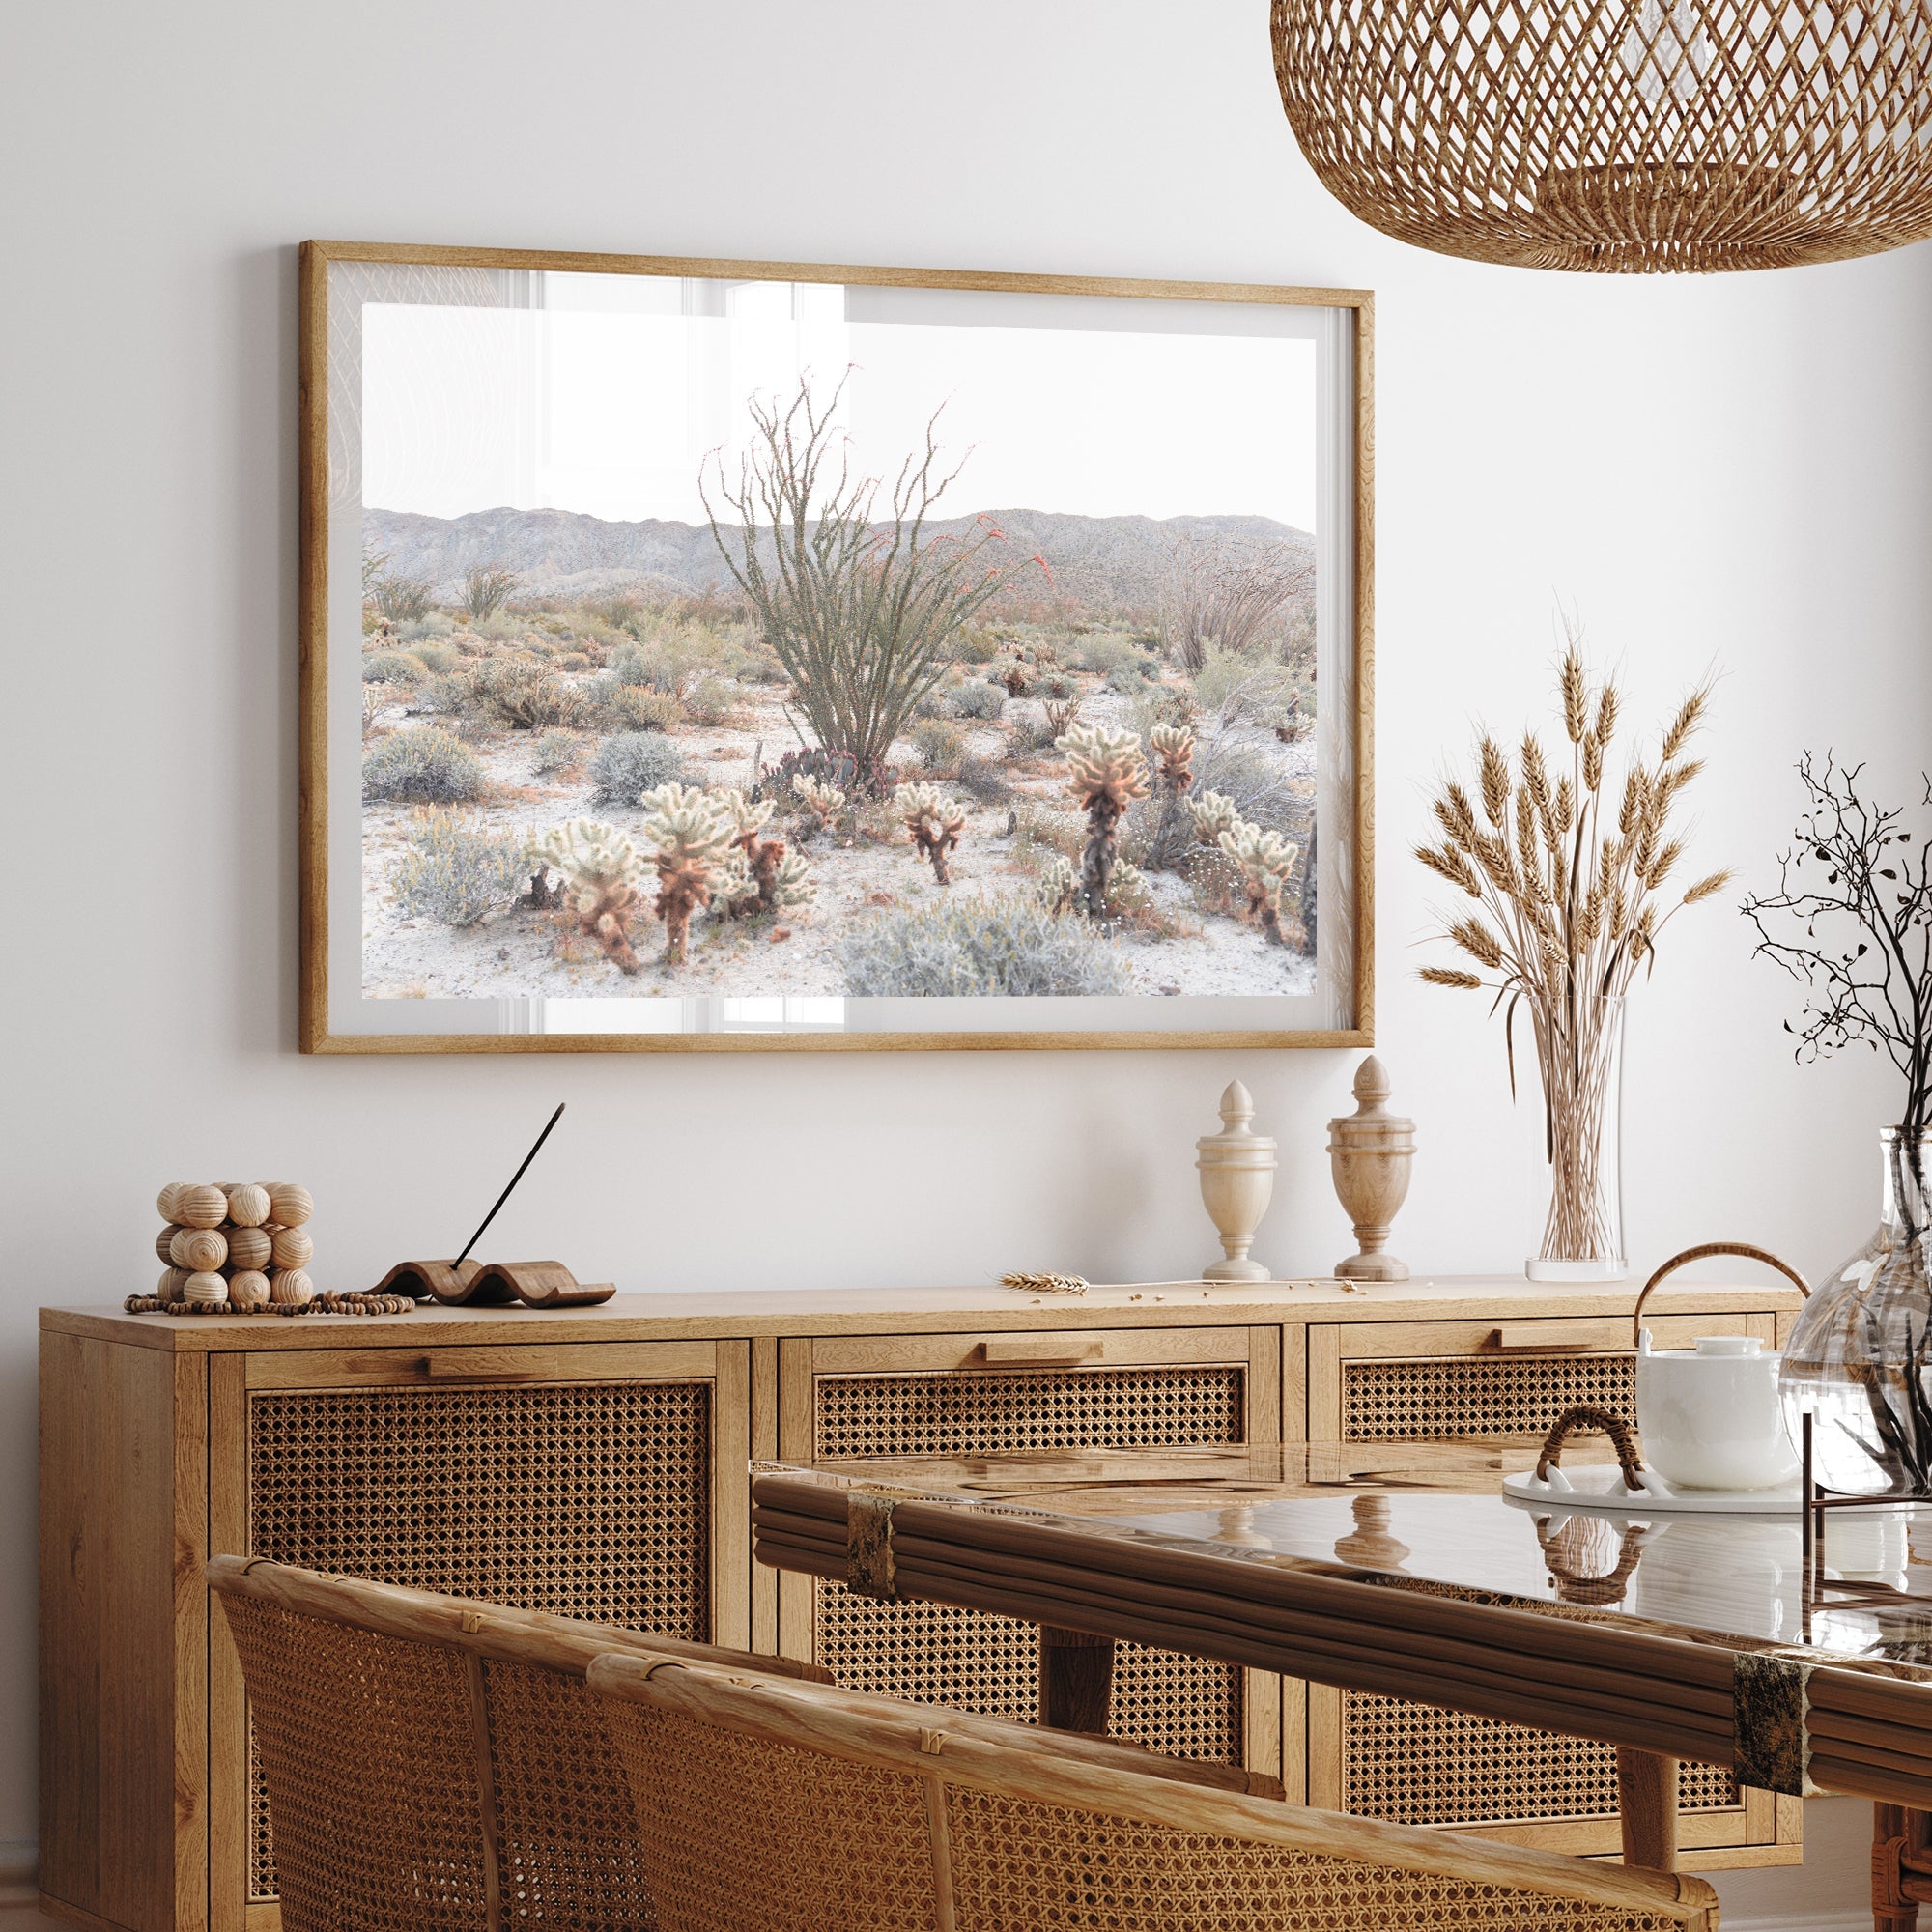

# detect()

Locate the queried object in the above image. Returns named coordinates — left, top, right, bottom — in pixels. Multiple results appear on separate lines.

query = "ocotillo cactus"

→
left=537, top=818, right=648, bottom=973
left=1059, top=722, right=1150, bottom=918
left=1187, top=788, right=1242, bottom=849
left=895, top=781, right=966, bottom=885
left=639, top=783, right=737, bottom=965
left=1218, top=818, right=1302, bottom=947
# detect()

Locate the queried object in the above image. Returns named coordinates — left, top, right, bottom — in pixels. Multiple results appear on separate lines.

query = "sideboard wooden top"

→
left=42, top=1275, right=1802, bottom=1351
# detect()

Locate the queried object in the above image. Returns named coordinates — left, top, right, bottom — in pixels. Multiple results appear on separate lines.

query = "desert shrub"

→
left=412, top=639, right=459, bottom=673
left=362, top=727, right=485, bottom=804
left=948, top=680, right=1005, bottom=721
left=391, top=811, right=532, bottom=926
left=364, top=650, right=427, bottom=686
left=1075, top=632, right=1141, bottom=677
left=1106, top=663, right=1151, bottom=696
left=684, top=675, right=740, bottom=726
left=841, top=898, right=1130, bottom=997
left=598, top=684, right=683, bottom=733
left=1037, top=670, right=1078, bottom=700
left=531, top=728, right=583, bottom=777
left=955, top=626, right=1001, bottom=665
left=911, top=688, right=947, bottom=721
left=911, top=720, right=967, bottom=776
left=954, top=754, right=1012, bottom=804
left=473, top=660, right=586, bottom=730
left=413, top=668, right=480, bottom=718
left=374, top=575, right=435, bottom=624
left=555, top=652, right=592, bottom=673
left=589, top=731, right=686, bottom=806
left=608, top=640, right=652, bottom=687
left=398, top=613, right=455, bottom=643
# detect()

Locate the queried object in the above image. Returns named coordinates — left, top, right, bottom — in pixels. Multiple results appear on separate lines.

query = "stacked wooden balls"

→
left=155, top=1183, right=314, bottom=1310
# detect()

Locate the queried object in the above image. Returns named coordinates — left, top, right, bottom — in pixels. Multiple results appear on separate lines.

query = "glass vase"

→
left=1523, top=992, right=1627, bottom=1282
left=1780, top=1128, right=1932, bottom=1496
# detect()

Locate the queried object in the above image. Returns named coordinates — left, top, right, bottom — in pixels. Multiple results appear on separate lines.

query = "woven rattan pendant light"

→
left=1270, top=0, right=1932, bottom=270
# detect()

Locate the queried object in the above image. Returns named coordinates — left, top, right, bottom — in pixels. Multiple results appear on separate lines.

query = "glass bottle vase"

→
left=1779, top=1128, right=1932, bottom=1496
left=1523, top=992, right=1627, bottom=1282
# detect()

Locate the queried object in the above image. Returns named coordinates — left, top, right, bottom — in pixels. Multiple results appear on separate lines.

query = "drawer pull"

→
left=973, top=1336, right=1104, bottom=1368
left=415, top=1349, right=559, bottom=1383
left=1490, top=1325, right=1607, bottom=1354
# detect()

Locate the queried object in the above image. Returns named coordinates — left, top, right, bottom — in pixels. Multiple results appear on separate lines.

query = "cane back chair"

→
left=205, top=1555, right=835, bottom=1932
left=588, top=1652, right=1723, bottom=1932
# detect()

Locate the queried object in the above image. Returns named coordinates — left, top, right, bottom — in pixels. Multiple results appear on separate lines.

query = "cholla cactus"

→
left=538, top=818, right=648, bottom=973
left=1188, top=788, right=1242, bottom=848
left=995, top=653, right=1032, bottom=696
left=712, top=787, right=812, bottom=917
left=1108, top=857, right=1151, bottom=914
left=1037, top=851, right=1080, bottom=915
left=1218, top=819, right=1302, bottom=947
left=1147, top=722, right=1197, bottom=871
left=639, top=782, right=736, bottom=964
left=762, top=848, right=814, bottom=914
left=1059, top=723, right=1150, bottom=918
left=794, top=774, right=846, bottom=836
left=1150, top=722, right=1195, bottom=791
left=895, top=781, right=966, bottom=885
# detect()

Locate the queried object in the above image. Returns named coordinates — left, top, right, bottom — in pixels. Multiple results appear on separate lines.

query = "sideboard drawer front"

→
left=1326, top=1312, right=1776, bottom=1444
left=247, top=1377, right=713, bottom=1624
left=817, top=1356, right=1247, bottom=1460
left=810, top=1354, right=1249, bottom=1764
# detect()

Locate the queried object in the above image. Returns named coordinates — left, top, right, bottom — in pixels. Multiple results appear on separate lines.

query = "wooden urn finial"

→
left=1196, top=1079, right=1277, bottom=1283
left=1326, top=1056, right=1415, bottom=1282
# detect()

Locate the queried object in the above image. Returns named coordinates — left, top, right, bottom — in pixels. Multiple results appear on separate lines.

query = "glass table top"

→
left=758, top=1442, right=1932, bottom=1674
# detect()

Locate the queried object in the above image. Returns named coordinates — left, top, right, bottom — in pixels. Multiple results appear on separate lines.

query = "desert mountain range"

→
left=364, top=504, right=1314, bottom=613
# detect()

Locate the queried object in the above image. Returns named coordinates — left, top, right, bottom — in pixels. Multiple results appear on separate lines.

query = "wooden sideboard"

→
left=40, top=1276, right=1804, bottom=1932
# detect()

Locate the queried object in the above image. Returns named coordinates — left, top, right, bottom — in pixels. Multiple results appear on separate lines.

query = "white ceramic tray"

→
left=1502, top=1463, right=1802, bottom=1516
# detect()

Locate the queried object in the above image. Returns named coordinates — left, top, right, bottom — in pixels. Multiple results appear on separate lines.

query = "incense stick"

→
left=454, top=1103, right=566, bottom=1268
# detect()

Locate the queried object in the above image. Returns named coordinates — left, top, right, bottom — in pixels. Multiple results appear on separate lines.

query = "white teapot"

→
left=1633, top=1243, right=1811, bottom=1492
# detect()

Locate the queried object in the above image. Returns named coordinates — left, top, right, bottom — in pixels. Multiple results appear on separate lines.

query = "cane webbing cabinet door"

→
left=773, top=1324, right=1286, bottom=1782
left=206, top=1338, right=749, bottom=1932
left=1305, top=1309, right=1802, bottom=1869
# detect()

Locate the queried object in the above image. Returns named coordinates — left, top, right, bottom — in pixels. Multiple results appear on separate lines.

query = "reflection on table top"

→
left=755, top=1442, right=1932, bottom=1674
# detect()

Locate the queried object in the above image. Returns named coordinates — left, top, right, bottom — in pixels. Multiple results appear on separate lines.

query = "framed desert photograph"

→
left=299, top=242, right=1373, bottom=1053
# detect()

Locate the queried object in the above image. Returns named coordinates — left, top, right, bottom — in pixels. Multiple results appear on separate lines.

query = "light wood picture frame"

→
left=299, top=241, right=1374, bottom=1053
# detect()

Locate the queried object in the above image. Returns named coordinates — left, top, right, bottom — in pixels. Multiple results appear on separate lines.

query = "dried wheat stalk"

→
left=1416, top=637, right=1731, bottom=1264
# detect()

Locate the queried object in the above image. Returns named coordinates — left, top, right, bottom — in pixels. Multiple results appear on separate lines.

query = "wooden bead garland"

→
left=146, top=1180, right=327, bottom=1317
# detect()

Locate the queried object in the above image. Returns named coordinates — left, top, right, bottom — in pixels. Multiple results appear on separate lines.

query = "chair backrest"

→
left=205, top=1556, right=827, bottom=1932
left=587, top=1653, right=1721, bottom=1932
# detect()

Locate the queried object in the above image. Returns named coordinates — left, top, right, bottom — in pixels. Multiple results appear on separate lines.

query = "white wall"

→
left=4, top=3, right=1928, bottom=1924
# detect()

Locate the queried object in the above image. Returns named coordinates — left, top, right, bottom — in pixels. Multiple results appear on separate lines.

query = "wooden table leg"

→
left=1615, top=1747, right=1679, bottom=1872
left=1874, top=1803, right=1932, bottom=1931
left=1038, top=1625, right=1115, bottom=1734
